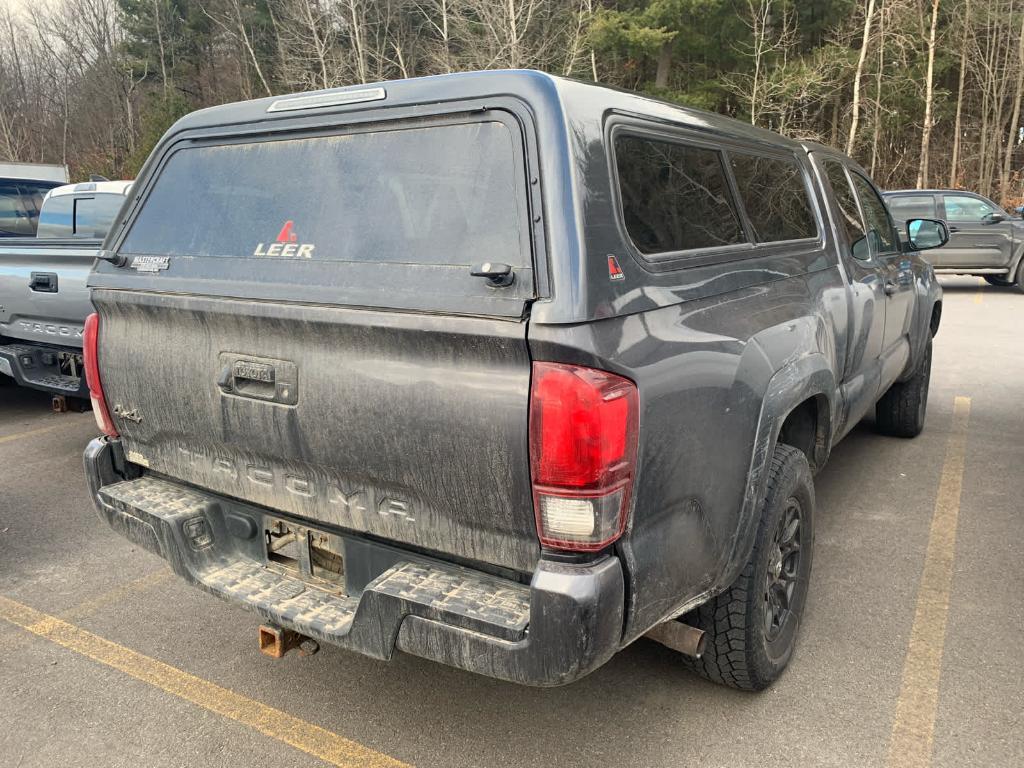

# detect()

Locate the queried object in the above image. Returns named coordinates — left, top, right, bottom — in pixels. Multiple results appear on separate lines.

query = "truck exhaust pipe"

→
left=258, top=624, right=320, bottom=659
left=645, top=620, right=707, bottom=659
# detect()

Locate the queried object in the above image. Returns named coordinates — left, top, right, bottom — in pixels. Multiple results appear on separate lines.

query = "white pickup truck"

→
left=0, top=180, right=131, bottom=401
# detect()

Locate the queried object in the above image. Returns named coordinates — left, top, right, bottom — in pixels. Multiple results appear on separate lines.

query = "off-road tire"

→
left=1016, top=260, right=1024, bottom=293
left=984, top=275, right=1013, bottom=287
left=681, top=444, right=814, bottom=691
left=876, top=335, right=932, bottom=438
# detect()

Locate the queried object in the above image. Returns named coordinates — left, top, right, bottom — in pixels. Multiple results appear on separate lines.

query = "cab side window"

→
left=886, top=194, right=937, bottom=222
left=823, top=161, right=869, bottom=260
left=728, top=153, right=818, bottom=242
left=943, top=194, right=995, bottom=223
left=849, top=172, right=897, bottom=256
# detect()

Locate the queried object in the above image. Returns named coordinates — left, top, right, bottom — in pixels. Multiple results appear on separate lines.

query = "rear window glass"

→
left=74, top=194, right=125, bottom=237
left=36, top=195, right=73, bottom=237
left=886, top=195, right=936, bottom=222
left=614, top=134, right=745, bottom=255
left=120, top=121, right=527, bottom=268
left=37, top=193, right=126, bottom=238
left=729, top=154, right=817, bottom=242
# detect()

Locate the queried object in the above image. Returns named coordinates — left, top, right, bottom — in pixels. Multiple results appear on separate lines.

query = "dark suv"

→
left=884, top=188, right=1024, bottom=289
left=82, top=71, right=944, bottom=690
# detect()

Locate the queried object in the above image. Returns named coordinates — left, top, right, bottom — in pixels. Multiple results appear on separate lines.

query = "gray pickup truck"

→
left=83, top=71, right=944, bottom=690
left=0, top=181, right=131, bottom=400
left=885, top=188, right=1024, bottom=289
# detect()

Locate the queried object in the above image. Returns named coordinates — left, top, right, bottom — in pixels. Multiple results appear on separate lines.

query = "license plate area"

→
left=264, top=517, right=346, bottom=592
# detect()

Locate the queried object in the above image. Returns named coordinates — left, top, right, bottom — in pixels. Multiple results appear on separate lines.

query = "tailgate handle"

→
left=217, top=355, right=298, bottom=405
left=218, top=361, right=276, bottom=391
left=29, top=272, right=58, bottom=293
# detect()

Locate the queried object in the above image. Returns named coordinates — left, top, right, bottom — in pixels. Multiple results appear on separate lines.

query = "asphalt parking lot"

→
left=1, top=276, right=1021, bottom=768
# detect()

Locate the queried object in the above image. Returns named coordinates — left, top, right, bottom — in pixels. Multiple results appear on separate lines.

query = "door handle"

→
left=884, top=280, right=898, bottom=295
left=29, top=272, right=58, bottom=293
left=947, top=226, right=960, bottom=233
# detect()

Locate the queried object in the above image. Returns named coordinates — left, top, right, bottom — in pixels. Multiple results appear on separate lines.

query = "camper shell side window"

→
left=607, top=121, right=821, bottom=270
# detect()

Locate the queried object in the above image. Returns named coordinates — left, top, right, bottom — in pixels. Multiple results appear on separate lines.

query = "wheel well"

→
left=930, top=301, right=942, bottom=338
left=778, top=396, right=827, bottom=472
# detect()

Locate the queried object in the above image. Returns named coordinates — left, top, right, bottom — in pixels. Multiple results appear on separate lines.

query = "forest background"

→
left=3, top=0, right=1023, bottom=204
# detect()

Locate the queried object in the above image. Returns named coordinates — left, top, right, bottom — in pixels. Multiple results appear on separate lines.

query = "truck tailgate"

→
left=0, top=239, right=99, bottom=347
left=93, top=289, right=540, bottom=572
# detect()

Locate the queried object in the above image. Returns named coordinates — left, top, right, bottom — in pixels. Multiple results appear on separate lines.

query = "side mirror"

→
left=984, top=211, right=1006, bottom=224
left=906, top=218, right=949, bottom=251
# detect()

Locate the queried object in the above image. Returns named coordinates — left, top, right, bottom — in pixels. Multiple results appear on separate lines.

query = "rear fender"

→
left=717, top=354, right=835, bottom=597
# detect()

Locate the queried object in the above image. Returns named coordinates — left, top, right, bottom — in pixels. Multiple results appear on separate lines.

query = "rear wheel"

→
left=682, top=444, right=814, bottom=691
left=1016, top=261, right=1024, bottom=293
left=876, top=335, right=932, bottom=438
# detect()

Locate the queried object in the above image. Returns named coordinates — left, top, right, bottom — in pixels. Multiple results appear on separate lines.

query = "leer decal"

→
left=607, top=254, right=625, bottom=281
left=253, top=220, right=315, bottom=259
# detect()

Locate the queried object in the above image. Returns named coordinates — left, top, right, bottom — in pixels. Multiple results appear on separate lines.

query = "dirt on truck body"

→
left=83, top=70, right=944, bottom=689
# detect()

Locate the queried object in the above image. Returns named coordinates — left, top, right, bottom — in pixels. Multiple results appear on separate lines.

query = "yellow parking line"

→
left=0, top=425, right=59, bottom=444
left=62, top=569, right=174, bottom=620
left=0, top=595, right=409, bottom=768
left=887, top=396, right=971, bottom=768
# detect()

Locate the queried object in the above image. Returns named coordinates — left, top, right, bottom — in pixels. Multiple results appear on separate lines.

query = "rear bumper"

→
left=0, top=340, right=87, bottom=397
left=84, top=437, right=625, bottom=686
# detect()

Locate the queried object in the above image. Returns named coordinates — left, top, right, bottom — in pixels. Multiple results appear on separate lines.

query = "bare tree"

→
left=950, top=0, right=972, bottom=187
left=847, top=0, right=877, bottom=155
left=730, top=0, right=799, bottom=128
left=1000, top=7, right=1024, bottom=201
left=916, top=0, right=941, bottom=188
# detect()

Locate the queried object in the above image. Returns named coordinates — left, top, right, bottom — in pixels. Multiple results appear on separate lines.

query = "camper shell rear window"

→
left=114, top=113, right=537, bottom=317
left=122, top=121, right=529, bottom=269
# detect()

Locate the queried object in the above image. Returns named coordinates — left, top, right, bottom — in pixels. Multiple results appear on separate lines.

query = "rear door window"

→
left=886, top=194, right=937, bottom=222
left=613, top=134, right=746, bottom=255
left=728, top=153, right=817, bottom=242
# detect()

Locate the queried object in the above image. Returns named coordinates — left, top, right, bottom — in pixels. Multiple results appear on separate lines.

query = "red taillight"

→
left=529, top=362, right=638, bottom=551
left=83, top=312, right=118, bottom=437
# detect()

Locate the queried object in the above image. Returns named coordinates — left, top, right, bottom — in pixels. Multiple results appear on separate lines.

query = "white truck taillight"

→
left=83, top=312, right=119, bottom=438
left=529, top=362, right=639, bottom=552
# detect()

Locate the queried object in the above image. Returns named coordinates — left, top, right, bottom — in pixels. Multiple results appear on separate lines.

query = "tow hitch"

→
left=258, top=625, right=320, bottom=659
